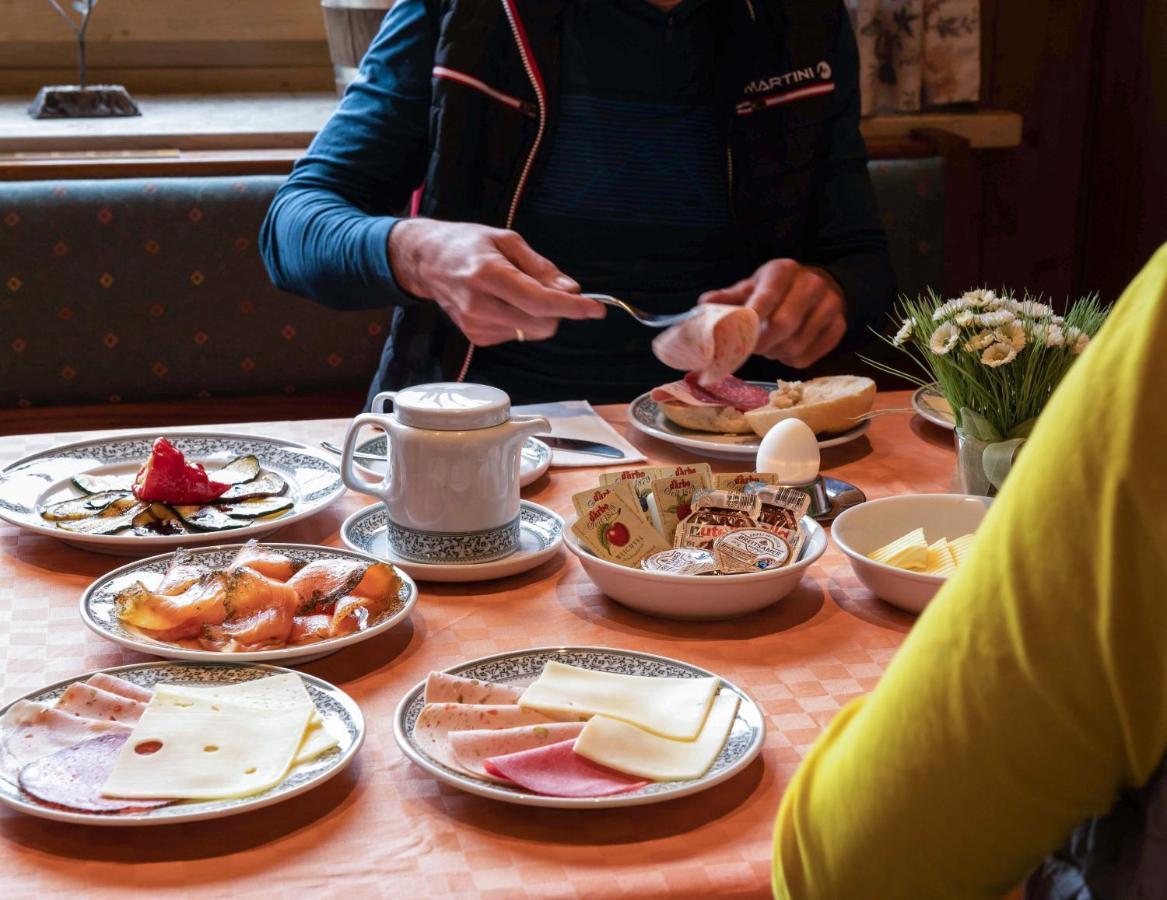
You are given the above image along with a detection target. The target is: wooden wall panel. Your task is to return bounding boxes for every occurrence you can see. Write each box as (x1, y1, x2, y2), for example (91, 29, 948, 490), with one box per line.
(1078, 1, 1167, 301)
(976, 0, 1101, 302)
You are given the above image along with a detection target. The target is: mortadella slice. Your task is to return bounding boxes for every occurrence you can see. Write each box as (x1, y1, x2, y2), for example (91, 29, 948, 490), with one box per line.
(86, 673, 153, 704)
(650, 381, 725, 408)
(423, 672, 523, 706)
(652, 304, 759, 387)
(18, 732, 170, 813)
(413, 703, 556, 776)
(483, 739, 650, 798)
(0, 701, 130, 780)
(450, 722, 586, 784)
(56, 682, 147, 725)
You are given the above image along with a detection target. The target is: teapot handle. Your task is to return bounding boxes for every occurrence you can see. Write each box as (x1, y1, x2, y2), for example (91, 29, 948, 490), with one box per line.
(340, 413, 392, 499)
(371, 391, 397, 415)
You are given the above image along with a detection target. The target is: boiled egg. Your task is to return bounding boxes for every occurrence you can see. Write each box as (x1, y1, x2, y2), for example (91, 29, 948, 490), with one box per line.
(756, 419, 820, 485)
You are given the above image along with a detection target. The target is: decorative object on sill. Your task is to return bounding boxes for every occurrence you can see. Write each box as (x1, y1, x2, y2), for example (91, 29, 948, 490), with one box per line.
(322, 0, 394, 97)
(867, 288, 1108, 496)
(849, 0, 980, 115)
(29, 0, 140, 119)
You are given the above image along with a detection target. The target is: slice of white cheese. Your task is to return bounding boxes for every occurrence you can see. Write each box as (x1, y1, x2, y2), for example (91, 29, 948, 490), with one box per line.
(518, 661, 718, 741)
(102, 691, 313, 800)
(158, 675, 338, 766)
(868, 528, 929, 570)
(573, 691, 740, 781)
(949, 533, 976, 567)
(923, 537, 957, 577)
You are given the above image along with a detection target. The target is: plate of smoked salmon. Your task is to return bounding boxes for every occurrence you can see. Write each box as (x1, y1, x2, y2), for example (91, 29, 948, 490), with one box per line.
(80, 540, 416, 664)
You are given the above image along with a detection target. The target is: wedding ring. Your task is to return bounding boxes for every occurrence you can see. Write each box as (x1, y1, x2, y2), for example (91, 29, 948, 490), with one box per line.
(515, 328, 525, 342)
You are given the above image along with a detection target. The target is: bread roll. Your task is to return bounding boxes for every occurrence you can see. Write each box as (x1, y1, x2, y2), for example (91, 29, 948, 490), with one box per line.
(745, 376, 875, 436)
(658, 403, 753, 434)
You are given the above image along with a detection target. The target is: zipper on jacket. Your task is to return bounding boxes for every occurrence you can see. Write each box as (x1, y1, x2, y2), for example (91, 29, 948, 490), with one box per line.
(432, 66, 537, 118)
(458, 0, 549, 384)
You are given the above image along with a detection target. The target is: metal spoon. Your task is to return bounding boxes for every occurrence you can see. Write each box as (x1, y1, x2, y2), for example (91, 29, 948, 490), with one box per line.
(582, 293, 698, 328)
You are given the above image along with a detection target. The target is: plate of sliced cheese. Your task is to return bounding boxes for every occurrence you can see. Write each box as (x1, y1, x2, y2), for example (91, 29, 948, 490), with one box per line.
(831, 493, 992, 613)
(393, 646, 765, 809)
(0, 662, 364, 825)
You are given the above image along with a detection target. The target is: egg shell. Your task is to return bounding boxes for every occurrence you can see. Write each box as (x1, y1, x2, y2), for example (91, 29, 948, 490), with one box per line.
(755, 419, 820, 484)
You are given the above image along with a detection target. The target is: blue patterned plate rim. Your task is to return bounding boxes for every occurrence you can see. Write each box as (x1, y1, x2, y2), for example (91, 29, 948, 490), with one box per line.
(392, 645, 765, 809)
(0, 430, 345, 550)
(79, 542, 418, 664)
(0, 660, 365, 826)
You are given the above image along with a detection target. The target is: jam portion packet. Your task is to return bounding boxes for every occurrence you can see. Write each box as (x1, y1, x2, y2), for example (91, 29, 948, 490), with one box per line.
(648, 472, 712, 543)
(571, 498, 670, 567)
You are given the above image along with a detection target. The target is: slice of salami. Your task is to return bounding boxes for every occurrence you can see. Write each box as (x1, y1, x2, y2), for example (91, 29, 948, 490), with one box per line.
(683, 374, 771, 411)
(18, 732, 170, 813)
(483, 738, 650, 798)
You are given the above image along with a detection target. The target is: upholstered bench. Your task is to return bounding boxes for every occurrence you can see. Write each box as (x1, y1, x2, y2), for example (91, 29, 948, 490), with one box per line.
(0, 154, 950, 433)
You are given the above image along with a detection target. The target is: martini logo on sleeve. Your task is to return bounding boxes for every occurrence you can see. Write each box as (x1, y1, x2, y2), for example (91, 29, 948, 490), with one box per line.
(743, 60, 833, 95)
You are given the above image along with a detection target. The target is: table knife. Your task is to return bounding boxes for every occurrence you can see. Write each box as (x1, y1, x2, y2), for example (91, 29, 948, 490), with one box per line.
(322, 437, 626, 460)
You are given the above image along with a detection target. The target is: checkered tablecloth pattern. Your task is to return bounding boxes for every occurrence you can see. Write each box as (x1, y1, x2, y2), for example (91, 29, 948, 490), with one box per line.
(0, 396, 955, 899)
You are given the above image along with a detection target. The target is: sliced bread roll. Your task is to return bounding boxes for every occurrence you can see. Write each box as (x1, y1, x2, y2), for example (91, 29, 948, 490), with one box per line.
(659, 403, 753, 434)
(744, 375, 876, 437)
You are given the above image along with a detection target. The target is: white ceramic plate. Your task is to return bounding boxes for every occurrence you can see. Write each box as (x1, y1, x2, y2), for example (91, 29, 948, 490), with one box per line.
(341, 500, 563, 583)
(80, 543, 417, 664)
(393, 646, 765, 809)
(0, 431, 345, 556)
(0, 661, 364, 826)
(832, 493, 992, 614)
(564, 515, 827, 620)
(355, 435, 552, 488)
(912, 384, 956, 430)
(628, 387, 870, 461)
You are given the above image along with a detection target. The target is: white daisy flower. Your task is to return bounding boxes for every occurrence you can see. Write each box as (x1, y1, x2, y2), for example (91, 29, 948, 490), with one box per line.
(1001, 320, 1028, 350)
(892, 319, 915, 346)
(955, 310, 976, 328)
(1014, 300, 1053, 319)
(929, 321, 961, 355)
(1065, 326, 1090, 354)
(976, 310, 1015, 328)
(981, 341, 1018, 367)
(1051, 315, 1066, 326)
(931, 299, 963, 321)
(962, 288, 998, 308)
(1036, 323, 1065, 348)
(964, 330, 997, 352)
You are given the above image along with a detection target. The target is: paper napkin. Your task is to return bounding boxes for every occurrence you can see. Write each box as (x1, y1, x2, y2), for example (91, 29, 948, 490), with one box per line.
(513, 400, 647, 467)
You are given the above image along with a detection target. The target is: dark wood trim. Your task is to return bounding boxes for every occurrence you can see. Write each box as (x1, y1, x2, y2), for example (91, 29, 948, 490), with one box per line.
(0, 390, 369, 438)
(0, 148, 303, 181)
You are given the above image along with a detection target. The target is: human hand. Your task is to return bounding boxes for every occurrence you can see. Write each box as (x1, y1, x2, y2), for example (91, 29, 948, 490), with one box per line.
(388, 219, 604, 346)
(699, 259, 847, 368)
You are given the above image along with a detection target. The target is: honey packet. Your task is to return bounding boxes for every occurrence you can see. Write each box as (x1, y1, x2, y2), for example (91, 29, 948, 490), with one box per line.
(648, 472, 713, 541)
(713, 471, 779, 491)
(572, 498, 671, 567)
(572, 482, 647, 526)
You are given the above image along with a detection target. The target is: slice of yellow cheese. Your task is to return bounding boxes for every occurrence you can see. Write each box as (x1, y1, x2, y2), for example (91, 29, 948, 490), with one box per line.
(868, 527, 929, 570)
(158, 675, 337, 766)
(923, 537, 958, 577)
(518, 661, 718, 741)
(573, 691, 740, 781)
(102, 691, 312, 801)
(949, 533, 976, 567)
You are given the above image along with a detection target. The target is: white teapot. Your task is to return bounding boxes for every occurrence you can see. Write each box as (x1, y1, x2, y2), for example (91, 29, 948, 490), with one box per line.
(340, 383, 549, 564)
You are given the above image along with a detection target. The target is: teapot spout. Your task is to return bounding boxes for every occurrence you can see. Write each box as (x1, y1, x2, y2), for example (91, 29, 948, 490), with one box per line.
(506, 414, 550, 442)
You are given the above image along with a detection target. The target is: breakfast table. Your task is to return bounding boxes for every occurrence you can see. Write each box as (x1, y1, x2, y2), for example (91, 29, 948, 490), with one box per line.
(0, 390, 957, 899)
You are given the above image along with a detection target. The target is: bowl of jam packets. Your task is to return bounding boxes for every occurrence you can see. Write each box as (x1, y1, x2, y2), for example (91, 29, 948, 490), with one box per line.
(563, 466, 827, 621)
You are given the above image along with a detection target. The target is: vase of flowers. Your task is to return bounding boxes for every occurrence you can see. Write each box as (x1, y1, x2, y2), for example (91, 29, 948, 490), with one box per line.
(871, 288, 1108, 495)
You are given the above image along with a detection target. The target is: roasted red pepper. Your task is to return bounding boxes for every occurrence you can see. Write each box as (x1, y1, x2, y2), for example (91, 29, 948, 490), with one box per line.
(132, 437, 229, 504)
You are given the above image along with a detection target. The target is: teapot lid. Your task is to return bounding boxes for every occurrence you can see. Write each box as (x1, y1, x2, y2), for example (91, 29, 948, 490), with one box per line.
(390, 382, 511, 431)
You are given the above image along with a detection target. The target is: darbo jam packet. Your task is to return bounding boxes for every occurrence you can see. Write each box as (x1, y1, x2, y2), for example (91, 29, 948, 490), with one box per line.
(571, 499, 670, 567)
(713, 471, 778, 491)
(598, 467, 671, 512)
(572, 482, 647, 525)
(649, 472, 712, 540)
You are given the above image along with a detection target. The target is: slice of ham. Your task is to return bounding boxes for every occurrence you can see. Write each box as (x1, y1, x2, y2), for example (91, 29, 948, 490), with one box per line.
(0, 700, 131, 780)
(450, 722, 585, 785)
(86, 673, 153, 704)
(483, 739, 650, 798)
(56, 683, 146, 725)
(413, 703, 555, 775)
(651, 374, 771, 413)
(424, 672, 523, 706)
(652, 304, 759, 387)
(18, 732, 169, 813)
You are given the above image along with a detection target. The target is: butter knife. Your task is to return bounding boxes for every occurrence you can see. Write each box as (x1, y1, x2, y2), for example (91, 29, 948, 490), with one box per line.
(321, 437, 625, 461)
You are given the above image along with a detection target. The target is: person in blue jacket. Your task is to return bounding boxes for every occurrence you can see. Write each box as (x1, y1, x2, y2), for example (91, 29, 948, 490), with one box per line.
(260, 0, 894, 405)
